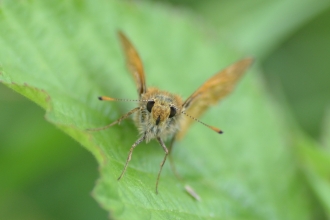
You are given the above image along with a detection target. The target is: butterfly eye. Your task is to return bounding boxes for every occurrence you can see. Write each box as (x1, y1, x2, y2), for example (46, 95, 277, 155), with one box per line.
(146, 101, 155, 112)
(169, 106, 176, 118)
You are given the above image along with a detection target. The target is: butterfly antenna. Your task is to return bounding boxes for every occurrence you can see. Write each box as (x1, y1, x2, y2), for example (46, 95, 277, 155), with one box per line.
(98, 96, 149, 102)
(86, 96, 148, 132)
(181, 110, 223, 134)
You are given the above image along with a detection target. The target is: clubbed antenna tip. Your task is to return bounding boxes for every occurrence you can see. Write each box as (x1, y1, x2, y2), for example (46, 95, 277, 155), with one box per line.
(99, 96, 116, 101)
(181, 111, 223, 135)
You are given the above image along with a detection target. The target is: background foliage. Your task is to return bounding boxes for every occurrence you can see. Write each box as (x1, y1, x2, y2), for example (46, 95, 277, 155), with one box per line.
(0, 0, 329, 219)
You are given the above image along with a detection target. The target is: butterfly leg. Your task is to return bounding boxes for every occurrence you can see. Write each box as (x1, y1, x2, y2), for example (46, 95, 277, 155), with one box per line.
(168, 136, 183, 181)
(117, 134, 145, 180)
(168, 136, 201, 201)
(87, 107, 141, 131)
(155, 137, 169, 194)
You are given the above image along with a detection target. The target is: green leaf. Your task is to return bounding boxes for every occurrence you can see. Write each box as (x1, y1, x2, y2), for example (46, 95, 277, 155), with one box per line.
(0, 0, 322, 219)
(189, 0, 330, 58)
(322, 108, 330, 149)
(0, 85, 108, 220)
(296, 132, 330, 218)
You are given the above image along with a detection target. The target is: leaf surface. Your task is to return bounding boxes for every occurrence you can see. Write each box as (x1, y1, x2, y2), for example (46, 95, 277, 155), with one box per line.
(0, 0, 320, 219)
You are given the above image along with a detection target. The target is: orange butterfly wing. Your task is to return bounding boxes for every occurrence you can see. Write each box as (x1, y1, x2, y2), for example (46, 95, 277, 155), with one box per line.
(177, 58, 253, 139)
(118, 31, 147, 97)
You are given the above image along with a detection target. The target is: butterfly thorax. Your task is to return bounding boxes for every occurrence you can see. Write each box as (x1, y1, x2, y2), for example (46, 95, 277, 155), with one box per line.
(135, 87, 183, 142)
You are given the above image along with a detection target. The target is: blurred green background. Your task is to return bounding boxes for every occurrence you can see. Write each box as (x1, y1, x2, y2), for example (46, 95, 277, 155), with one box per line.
(0, 0, 329, 219)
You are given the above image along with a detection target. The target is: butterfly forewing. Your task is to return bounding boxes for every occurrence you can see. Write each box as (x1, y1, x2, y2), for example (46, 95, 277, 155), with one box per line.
(118, 31, 147, 97)
(177, 58, 253, 139)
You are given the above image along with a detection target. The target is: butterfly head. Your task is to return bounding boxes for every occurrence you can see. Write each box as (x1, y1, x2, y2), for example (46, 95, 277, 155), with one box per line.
(146, 99, 178, 126)
(136, 87, 184, 139)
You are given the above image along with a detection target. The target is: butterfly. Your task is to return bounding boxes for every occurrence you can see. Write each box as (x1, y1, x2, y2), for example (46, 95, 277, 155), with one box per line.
(89, 31, 253, 195)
